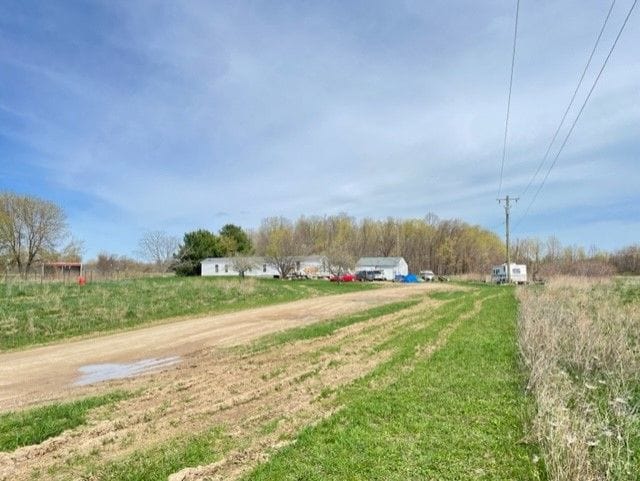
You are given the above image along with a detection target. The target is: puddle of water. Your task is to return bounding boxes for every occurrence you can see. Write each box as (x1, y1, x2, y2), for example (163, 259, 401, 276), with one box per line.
(74, 356, 181, 386)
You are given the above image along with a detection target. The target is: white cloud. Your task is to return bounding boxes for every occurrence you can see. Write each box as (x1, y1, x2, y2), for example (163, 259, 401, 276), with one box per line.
(1, 0, 638, 257)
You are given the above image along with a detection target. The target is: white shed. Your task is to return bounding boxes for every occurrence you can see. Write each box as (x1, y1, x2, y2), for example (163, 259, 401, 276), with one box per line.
(355, 257, 409, 281)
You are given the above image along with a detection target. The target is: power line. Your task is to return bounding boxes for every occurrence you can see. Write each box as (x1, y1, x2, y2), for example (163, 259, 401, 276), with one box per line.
(520, 0, 617, 198)
(514, 0, 637, 231)
(497, 0, 521, 198)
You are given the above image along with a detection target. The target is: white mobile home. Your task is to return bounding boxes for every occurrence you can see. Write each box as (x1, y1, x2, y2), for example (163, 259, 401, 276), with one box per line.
(201, 257, 278, 277)
(491, 263, 527, 284)
(355, 257, 409, 281)
(201, 255, 331, 278)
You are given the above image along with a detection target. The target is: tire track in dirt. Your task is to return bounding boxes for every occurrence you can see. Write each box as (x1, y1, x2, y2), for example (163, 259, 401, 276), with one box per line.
(172, 292, 494, 481)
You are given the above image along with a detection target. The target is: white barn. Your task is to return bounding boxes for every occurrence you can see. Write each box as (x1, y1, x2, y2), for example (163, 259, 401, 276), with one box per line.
(201, 256, 330, 278)
(355, 257, 409, 281)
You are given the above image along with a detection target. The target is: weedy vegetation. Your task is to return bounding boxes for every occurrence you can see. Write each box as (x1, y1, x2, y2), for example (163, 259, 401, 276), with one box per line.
(518, 277, 640, 481)
(0, 277, 377, 350)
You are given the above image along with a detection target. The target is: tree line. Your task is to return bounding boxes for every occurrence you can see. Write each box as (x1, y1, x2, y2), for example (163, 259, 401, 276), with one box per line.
(3, 191, 639, 278)
(511, 236, 640, 278)
(165, 214, 506, 277)
(137, 223, 640, 278)
(248, 214, 506, 277)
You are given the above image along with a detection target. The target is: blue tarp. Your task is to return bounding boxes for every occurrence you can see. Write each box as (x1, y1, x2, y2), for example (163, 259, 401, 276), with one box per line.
(403, 274, 419, 283)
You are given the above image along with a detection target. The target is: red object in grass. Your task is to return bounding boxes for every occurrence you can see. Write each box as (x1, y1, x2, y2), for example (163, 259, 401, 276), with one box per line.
(329, 273, 355, 282)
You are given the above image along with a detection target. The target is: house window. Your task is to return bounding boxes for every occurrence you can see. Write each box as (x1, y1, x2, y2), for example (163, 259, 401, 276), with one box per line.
(263, 264, 267, 273)
(513, 268, 521, 274)
(215, 264, 219, 273)
(224, 265, 228, 273)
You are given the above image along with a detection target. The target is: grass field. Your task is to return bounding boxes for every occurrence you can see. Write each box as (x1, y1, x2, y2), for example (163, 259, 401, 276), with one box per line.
(3, 278, 637, 480)
(518, 277, 640, 481)
(0, 283, 551, 481)
(0, 277, 378, 350)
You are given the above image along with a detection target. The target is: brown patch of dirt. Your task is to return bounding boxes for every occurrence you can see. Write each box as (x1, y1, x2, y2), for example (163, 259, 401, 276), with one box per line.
(0, 284, 461, 481)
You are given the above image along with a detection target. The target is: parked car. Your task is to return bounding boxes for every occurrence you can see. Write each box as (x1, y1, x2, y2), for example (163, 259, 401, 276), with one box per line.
(356, 270, 375, 281)
(419, 270, 435, 281)
(372, 270, 386, 281)
(329, 273, 356, 282)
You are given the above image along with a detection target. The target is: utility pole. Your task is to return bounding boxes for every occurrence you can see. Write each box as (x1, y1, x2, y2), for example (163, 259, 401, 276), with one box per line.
(497, 195, 518, 283)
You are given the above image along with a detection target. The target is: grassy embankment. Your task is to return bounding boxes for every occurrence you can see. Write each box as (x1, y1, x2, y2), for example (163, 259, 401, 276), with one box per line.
(518, 277, 640, 481)
(71, 285, 542, 480)
(0, 277, 378, 350)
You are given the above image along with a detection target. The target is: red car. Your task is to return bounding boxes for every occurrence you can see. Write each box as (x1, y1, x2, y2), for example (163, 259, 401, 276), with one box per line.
(329, 273, 356, 282)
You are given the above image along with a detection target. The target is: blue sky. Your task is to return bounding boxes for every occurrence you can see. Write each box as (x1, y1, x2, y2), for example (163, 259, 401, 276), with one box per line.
(1, 0, 638, 259)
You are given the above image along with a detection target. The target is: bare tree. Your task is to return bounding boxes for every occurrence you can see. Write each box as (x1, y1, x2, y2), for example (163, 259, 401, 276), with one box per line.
(257, 217, 298, 278)
(58, 238, 85, 262)
(231, 256, 257, 278)
(326, 245, 354, 281)
(0, 192, 67, 277)
(378, 218, 398, 256)
(137, 230, 179, 271)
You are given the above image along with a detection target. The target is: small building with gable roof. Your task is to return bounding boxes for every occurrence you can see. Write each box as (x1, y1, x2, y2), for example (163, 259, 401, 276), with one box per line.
(355, 257, 408, 281)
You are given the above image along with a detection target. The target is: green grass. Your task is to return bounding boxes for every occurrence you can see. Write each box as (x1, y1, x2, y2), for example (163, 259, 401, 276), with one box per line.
(615, 277, 640, 304)
(84, 427, 233, 481)
(250, 298, 422, 351)
(0, 277, 378, 350)
(0, 391, 129, 452)
(245, 286, 543, 480)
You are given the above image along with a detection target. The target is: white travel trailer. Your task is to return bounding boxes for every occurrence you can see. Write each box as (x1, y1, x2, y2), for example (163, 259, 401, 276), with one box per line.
(491, 263, 527, 284)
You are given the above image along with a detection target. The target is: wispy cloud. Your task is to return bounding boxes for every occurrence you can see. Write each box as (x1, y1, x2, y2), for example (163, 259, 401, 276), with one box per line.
(1, 0, 638, 256)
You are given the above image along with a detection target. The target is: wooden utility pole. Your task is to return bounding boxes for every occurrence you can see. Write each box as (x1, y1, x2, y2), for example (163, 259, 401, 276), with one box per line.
(497, 195, 518, 283)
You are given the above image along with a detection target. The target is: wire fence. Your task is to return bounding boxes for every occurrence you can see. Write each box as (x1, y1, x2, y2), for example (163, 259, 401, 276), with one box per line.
(1, 267, 173, 285)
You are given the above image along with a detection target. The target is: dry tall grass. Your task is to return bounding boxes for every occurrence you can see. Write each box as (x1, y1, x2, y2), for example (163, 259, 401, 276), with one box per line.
(518, 277, 639, 480)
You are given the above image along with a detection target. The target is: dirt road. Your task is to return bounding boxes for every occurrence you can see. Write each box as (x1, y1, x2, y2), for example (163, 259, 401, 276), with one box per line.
(0, 283, 442, 410)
